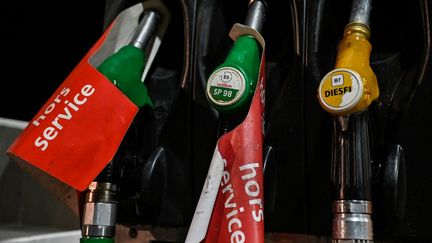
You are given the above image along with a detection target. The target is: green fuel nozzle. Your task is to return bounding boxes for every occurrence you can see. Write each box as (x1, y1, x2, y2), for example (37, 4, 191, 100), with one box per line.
(97, 11, 159, 108)
(206, 0, 265, 113)
(81, 10, 160, 243)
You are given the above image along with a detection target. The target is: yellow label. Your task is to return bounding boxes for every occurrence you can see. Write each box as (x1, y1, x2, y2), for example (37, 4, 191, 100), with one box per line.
(318, 69, 363, 113)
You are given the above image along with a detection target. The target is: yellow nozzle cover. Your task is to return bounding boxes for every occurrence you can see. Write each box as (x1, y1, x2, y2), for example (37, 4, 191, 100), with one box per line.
(318, 24, 379, 115)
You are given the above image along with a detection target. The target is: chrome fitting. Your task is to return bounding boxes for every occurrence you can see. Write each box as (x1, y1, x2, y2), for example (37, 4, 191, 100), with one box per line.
(130, 10, 160, 50)
(245, 0, 266, 33)
(332, 200, 373, 242)
(82, 182, 118, 238)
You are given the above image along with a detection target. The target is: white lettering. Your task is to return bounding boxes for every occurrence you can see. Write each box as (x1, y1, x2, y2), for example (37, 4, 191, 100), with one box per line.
(73, 93, 87, 105)
(222, 183, 233, 194)
(32, 114, 46, 127)
(81, 84, 95, 96)
(228, 218, 242, 233)
(252, 209, 264, 222)
(221, 171, 230, 186)
(239, 163, 259, 180)
(67, 100, 79, 111)
(249, 198, 263, 208)
(33, 84, 95, 151)
(51, 117, 63, 130)
(224, 192, 236, 208)
(239, 162, 264, 224)
(43, 127, 58, 141)
(226, 208, 238, 219)
(245, 180, 260, 197)
(231, 231, 245, 243)
(60, 87, 70, 96)
(34, 137, 48, 151)
(57, 107, 72, 121)
(54, 94, 62, 104)
(45, 103, 56, 114)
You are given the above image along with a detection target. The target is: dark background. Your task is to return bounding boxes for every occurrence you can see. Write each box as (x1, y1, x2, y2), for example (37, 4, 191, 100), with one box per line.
(0, 1, 105, 120)
(1, 0, 432, 242)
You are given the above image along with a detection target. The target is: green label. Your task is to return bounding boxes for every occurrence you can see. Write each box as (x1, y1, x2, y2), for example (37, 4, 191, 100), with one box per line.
(210, 86, 239, 102)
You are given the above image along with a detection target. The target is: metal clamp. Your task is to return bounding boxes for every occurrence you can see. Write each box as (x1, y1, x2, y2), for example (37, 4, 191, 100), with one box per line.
(82, 182, 118, 238)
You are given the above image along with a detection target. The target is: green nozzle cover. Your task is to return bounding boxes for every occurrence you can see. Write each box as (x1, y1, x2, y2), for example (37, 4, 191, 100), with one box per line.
(206, 35, 260, 112)
(97, 45, 153, 108)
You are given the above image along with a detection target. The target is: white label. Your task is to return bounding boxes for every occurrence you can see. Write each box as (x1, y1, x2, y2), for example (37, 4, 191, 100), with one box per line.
(332, 74, 344, 87)
(207, 67, 246, 106)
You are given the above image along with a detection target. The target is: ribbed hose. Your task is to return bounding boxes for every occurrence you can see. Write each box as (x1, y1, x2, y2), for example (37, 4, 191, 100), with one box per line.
(331, 111, 373, 241)
(331, 111, 372, 201)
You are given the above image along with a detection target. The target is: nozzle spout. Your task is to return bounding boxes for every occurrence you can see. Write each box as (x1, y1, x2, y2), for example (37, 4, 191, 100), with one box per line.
(245, 0, 266, 33)
(130, 10, 159, 50)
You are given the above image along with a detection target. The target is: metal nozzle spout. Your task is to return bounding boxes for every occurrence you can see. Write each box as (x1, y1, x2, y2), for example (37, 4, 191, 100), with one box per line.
(130, 10, 160, 50)
(245, 0, 266, 34)
(349, 0, 372, 27)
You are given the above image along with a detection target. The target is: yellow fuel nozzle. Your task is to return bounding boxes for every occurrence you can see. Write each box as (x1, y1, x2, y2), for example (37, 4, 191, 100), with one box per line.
(318, 23, 379, 116)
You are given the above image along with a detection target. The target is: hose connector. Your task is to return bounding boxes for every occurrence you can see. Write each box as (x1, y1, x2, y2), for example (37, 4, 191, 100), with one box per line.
(332, 200, 373, 242)
(82, 182, 118, 239)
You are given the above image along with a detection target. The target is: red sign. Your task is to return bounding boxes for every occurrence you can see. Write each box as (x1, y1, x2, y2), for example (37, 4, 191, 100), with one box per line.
(186, 52, 266, 243)
(7, 24, 138, 191)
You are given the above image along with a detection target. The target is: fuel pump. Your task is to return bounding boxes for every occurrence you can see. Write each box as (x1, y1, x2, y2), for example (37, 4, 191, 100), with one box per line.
(80, 10, 160, 243)
(317, 0, 378, 242)
(206, 0, 265, 134)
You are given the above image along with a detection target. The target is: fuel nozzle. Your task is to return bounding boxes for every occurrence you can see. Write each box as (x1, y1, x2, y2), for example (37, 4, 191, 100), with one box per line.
(206, 0, 266, 113)
(317, 0, 377, 242)
(96, 10, 160, 108)
(81, 10, 161, 243)
(318, 0, 378, 116)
